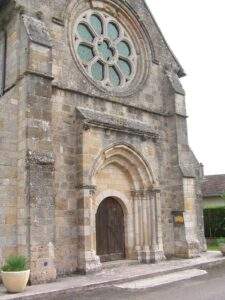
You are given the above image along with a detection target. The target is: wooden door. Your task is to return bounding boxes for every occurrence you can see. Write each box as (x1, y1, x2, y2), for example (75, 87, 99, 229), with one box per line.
(96, 197, 125, 262)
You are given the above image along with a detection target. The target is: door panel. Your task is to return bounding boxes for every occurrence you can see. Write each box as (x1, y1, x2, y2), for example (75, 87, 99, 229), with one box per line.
(96, 197, 125, 262)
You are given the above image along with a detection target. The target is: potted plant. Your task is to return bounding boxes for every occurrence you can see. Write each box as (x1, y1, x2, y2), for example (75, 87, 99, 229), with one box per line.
(1, 255, 30, 293)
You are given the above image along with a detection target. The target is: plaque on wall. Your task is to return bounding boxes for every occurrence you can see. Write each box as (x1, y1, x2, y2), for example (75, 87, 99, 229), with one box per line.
(172, 211, 184, 225)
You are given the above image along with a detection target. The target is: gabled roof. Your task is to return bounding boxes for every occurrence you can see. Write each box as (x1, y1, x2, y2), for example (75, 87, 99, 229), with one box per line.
(202, 175, 225, 198)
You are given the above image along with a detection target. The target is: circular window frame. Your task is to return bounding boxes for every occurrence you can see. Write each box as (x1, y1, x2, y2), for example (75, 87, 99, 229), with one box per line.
(74, 10, 137, 90)
(68, 0, 151, 97)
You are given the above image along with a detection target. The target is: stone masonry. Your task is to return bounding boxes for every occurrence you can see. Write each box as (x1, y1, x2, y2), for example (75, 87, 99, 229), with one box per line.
(0, 0, 206, 284)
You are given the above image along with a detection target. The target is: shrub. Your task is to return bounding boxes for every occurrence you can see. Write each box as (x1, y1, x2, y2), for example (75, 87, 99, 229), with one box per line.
(204, 207, 225, 238)
(1, 255, 28, 272)
(216, 237, 225, 245)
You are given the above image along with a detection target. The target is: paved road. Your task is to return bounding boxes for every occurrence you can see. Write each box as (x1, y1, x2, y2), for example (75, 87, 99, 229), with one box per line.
(63, 265, 225, 300)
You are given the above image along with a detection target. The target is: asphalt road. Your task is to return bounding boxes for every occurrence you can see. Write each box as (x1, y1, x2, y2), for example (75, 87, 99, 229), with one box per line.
(63, 265, 225, 300)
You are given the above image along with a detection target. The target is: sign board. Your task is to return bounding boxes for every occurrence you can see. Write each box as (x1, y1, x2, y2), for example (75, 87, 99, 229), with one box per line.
(172, 211, 185, 225)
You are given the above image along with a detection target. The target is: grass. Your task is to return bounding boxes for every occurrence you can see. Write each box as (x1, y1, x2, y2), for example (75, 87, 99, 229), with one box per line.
(208, 243, 220, 251)
(1, 255, 28, 272)
(207, 237, 225, 251)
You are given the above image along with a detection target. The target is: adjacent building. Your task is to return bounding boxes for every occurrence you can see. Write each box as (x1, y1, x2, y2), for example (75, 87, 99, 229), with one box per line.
(202, 175, 225, 208)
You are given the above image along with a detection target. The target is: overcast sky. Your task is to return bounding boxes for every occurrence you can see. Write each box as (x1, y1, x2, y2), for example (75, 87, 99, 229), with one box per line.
(146, 0, 225, 175)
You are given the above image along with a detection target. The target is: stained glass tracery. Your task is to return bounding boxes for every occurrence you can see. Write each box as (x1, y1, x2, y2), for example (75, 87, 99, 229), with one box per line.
(74, 10, 136, 89)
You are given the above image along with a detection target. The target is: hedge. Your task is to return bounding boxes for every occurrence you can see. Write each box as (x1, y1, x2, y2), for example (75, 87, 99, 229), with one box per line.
(204, 207, 225, 238)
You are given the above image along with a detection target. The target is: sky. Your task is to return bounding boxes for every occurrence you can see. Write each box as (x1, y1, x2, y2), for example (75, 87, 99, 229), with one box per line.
(145, 0, 225, 175)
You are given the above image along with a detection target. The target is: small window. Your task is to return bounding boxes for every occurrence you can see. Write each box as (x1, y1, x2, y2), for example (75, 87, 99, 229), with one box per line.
(0, 31, 6, 96)
(77, 44, 94, 62)
(77, 23, 94, 42)
(107, 22, 119, 40)
(90, 14, 103, 35)
(91, 61, 104, 81)
(118, 58, 132, 76)
(117, 41, 131, 57)
(109, 66, 120, 86)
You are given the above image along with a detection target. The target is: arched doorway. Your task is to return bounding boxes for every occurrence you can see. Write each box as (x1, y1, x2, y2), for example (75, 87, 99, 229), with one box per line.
(96, 197, 125, 262)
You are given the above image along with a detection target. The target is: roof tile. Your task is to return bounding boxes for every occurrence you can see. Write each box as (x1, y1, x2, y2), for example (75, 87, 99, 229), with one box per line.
(202, 174, 225, 197)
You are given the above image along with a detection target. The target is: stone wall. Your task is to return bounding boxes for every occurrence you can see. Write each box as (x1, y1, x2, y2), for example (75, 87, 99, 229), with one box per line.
(0, 87, 18, 265)
(0, 0, 206, 283)
(0, 8, 20, 265)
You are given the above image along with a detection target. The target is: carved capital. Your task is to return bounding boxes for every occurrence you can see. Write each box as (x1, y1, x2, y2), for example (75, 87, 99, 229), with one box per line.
(76, 185, 96, 195)
(131, 189, 149, 198)
(152, 188, 161, 194)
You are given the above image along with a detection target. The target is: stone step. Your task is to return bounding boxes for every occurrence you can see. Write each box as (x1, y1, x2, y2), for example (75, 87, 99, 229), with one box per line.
(1, 253, 224, 300)
(102, 259, 138, 270)
(114, 268, 207, 290)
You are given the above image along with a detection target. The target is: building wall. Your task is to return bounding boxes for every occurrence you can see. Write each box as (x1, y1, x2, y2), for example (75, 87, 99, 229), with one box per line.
(0, 0, 206, 283)
(0, 11, 21, 266)
(203, 196, 225, 209)
(0, 87, 18, 265)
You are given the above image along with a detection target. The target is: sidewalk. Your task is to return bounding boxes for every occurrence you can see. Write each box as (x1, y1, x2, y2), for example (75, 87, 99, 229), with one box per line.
(0, 251, 224, 300)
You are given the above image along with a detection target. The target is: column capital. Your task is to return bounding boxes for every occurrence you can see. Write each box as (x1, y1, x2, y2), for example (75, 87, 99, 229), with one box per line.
(152, 184, 161, 193)
(131, 187, 161, 198)
(76, 185, 97, 195)
(131, 189, 148, 197)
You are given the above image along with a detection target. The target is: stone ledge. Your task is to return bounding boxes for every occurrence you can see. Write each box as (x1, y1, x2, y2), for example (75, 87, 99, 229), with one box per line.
(76, 107, 159, 141)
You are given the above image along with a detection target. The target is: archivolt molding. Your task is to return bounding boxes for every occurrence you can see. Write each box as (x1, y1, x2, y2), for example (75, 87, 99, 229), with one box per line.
(90, 143, 157, 189)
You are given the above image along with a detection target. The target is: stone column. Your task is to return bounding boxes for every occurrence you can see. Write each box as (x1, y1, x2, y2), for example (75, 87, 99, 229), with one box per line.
(131, 191, 142, 262)
(77, 185, 102, 274)
(149, 189, 165, 262)
(140, 191, 151, 263)
(132, 188, 165, 264)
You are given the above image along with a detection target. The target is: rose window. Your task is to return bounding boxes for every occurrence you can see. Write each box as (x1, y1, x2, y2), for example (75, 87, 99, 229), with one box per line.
(74, 10, 137, 89)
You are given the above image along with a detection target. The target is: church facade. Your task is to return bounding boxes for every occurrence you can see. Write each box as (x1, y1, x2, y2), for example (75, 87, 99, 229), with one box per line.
(0, 0, 206, 284)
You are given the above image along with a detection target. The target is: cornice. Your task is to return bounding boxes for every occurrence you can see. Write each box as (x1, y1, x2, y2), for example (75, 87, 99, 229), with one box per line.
(76, 107, 159, 141)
